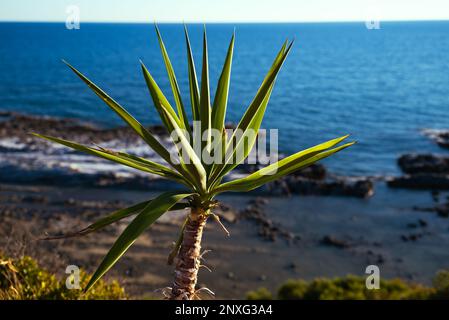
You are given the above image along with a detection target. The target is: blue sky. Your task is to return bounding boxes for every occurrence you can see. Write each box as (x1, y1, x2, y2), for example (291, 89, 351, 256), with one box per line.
(0, 0, 448, 22)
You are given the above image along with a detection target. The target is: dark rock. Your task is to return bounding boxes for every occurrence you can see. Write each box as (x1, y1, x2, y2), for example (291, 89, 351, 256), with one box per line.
(281, 176, 374, 198)
(436, 203, 449, 217)
(22, 195, 48, 203)
(388, 174, 449, 190)
(418, 219, 428, 227)
(376, 254, 385, 264)
(248, 197, 269, 207)
(401, 233, 423, 242)
(321, 235, 351, 249)
(407, 219, 428, 228)
(425, 130, 449, 150)
(431, 190, 440, 202)
(413, 201, 449, 218)
(398, 154, 449, 175)
(240, 199, 300, 243)
(291, 163, 327, 180)
(390, 154, 449, 190)
(285, 262, 298, 270)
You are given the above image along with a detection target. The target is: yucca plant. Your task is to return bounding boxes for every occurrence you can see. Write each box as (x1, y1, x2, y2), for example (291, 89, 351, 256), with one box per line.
(33, 25, 354, 300)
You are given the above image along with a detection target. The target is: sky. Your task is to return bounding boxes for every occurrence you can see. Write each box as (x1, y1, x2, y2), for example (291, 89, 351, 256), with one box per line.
(0, 0, 448, 23)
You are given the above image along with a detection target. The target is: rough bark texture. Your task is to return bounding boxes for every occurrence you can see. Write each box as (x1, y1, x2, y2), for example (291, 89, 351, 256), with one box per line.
(170, 207, 207, 300)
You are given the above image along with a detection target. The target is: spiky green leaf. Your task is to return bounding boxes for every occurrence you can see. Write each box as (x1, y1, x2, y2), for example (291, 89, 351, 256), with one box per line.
(62, 61, 177, 169)
(84, 191, 193, 292)
(209, 41, 293, 186)
(155, 24, 191, 133)
(43, 200, 189, 240)
(158, 101, 207, 192)
(214, 138, 355, 194)
(31, 133, 189, 185)
(184, 24, 201, 122)
(211, 32, 235, 132)
(199, 27, 212, 155)
(140, 61, 183, 131)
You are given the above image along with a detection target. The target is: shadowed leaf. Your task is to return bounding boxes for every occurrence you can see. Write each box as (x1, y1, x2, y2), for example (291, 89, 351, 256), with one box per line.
(84, 191, 193, 292)
(42, 200, 189, 240)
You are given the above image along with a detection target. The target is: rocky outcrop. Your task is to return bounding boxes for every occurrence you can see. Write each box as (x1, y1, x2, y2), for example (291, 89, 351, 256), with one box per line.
(281, 176, 374, 198)
(388, 174, 449, 190)
(239, 197, 301, 242)
(0, 112, 374, 197)
(388, 154, 449, 190)
(263, 164, 374, 198)
(397, 154, 449, 174)
(423, 130, 449, 150)
(320, 235, 352, 248)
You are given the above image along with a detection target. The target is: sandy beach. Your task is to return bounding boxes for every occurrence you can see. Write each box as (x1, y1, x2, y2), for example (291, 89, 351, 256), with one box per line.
(1, 112, 449, 298)
(1, 179, 448, 299)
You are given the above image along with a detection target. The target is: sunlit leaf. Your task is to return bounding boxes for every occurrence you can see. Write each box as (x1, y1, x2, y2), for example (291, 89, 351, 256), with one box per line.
(62, 61, 177, 169)
(31, 133, 189, 185)
(155, 24, 191, 133)
(214, 139, 355, 193)
(184, 24, 201, 122)
(199, 27, 212, 156)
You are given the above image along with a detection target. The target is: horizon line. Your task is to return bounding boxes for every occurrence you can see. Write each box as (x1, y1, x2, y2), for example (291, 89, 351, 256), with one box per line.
(0, 18, 449, 24)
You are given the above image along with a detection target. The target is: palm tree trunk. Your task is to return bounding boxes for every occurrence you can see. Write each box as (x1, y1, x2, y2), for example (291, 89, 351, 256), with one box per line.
(169, 207, 208, 300)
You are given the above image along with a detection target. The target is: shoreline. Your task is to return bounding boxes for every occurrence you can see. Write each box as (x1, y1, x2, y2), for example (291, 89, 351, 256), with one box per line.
(1, 182, 449, 298)
(0, 111, 374, 197)
(1, 111, 449, 298)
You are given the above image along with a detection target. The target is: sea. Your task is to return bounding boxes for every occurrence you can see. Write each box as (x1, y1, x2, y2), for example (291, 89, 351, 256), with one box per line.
(1, 21, 449, 177)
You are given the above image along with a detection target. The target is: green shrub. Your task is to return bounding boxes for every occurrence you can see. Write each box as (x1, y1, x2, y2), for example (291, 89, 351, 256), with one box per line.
(0, 254, 126, 300)
(247, 272, 449, 300)
(432, 270, 449, 299)
(246, 287, 273, 300)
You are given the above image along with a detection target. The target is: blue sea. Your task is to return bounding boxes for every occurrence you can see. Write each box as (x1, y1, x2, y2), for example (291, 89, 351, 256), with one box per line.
(1, 21, 449, 176)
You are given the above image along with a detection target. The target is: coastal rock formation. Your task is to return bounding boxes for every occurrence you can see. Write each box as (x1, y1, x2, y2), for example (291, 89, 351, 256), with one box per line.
(423, 129, 449, 150)
(0, 112, 374, 198)
(239, 197, 300, 242)
(398, 154, 449, 174)
(282, 175, 374, 198)
(388, 174, 449, 190)
(388, 154, 449, 190)
(320, 235, 351, 248)
(263, 164, 374, 198)
(414, 199, 449, 218)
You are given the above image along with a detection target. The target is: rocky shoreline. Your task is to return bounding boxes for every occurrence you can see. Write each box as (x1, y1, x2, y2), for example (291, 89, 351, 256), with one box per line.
(385, 130, 449, 218)
(4, 111, 449, 202)
(0, 111, 375, 198)
(388, 154, 449, 190)
(2, 113, 449, 296)
(423, 129, 449, 150)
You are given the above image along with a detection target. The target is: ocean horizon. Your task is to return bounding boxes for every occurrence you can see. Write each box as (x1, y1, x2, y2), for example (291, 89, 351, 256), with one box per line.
(1, 21, 449, 176)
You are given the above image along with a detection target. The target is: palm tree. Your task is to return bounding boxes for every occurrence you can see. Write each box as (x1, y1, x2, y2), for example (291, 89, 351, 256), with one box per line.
(34, 25, 354, 300)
